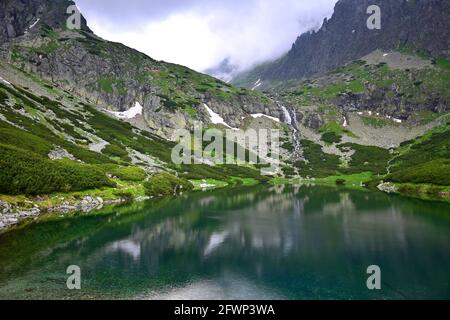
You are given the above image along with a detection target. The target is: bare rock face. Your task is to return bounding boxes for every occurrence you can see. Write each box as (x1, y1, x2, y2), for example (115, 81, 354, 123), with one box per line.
(48, 146, 76, 160)
(305, 113, 324, 130)
(0, 0, 91, 45)
(235, 0, 450, 84)
(0, 0, 280, 140)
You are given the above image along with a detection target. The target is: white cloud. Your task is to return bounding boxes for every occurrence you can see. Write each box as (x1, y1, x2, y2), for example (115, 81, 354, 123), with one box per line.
(76, 0, 338, 73)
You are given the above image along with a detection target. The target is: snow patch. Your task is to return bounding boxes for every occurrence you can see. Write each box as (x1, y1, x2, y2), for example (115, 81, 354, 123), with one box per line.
(108, 102, 143, 119)
(203, 103, 238, 130)
(29, 18, 40, 30)
(393, 118, 402, 123)
(251, 79, 262, 91)
(383, 53, 389, 57)
(343, 116, 348, 127)
(250, 113, 280, 122)
(0, 75, 11, 85)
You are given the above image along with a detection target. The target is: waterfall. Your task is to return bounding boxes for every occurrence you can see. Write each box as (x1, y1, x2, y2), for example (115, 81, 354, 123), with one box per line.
(277, 102, 303, 160)
(281, 106, 292, 125)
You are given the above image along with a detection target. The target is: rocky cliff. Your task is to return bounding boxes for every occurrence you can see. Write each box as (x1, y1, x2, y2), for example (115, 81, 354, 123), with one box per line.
(0, 0, 280, 139)
(0, 0, 91, 43)
(233, 0, 450, 86)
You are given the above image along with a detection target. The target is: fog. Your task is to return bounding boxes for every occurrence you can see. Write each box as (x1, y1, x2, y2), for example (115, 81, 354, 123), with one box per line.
(76, 0, 338, 77)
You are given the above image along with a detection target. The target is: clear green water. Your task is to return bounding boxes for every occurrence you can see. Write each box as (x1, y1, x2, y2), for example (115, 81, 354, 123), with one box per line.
(0, 185, 449, 300)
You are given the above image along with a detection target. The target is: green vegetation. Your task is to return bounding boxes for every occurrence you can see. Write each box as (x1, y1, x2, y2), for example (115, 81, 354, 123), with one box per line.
(292, 139, 391, 178)
(283, 56, 450, 117)
(179, 164, 269, 183)
(294, 140, 341, 177)
(144, 173, 193, 197)
(321, 131, 342, 144)
(387, 159, 450, 186)
(361, 116, 391, 128)
(96, 164, 147, 182)
(387, 126, 450, 186)
(190, 179, 229, 190)
(319, 121, 355, 144)
(338, 143, 391, 175)
(314, 172, 374, 186)
(97, 77, 128, 96)
(0, 144, 115, 195)
(389, 128, 450, 172)
(101, 143, 131, 162)
(395, 183, 450, 201)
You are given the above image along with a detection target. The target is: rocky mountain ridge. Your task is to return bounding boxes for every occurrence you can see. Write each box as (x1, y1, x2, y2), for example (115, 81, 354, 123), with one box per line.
(233, 0, 450, 87)
(0, 0, 283, 140)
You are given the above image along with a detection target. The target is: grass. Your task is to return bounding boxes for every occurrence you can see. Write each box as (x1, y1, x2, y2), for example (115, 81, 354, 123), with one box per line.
(178, 164, 269, 183)
(283, 55, 450, 116)
(394, 183, 450, 202)
(190, 179, 229, 190)
(319, 121, 355, 144)
(389, 127, 450, 173)
(95, 164, 147, 182)
(312, 172, 374, 186)
(144, 173, 193, 197)
(361, 116, 391, 128)
(321, 131, 342, 144)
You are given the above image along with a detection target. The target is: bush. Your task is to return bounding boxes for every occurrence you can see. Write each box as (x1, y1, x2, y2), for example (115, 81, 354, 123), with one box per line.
(321, 132, 342, 144)
(0, 128, 53, 156)
(335, 179, 346, 186)
(390, 129, 450, 172)
(144, 173, 193, 197)
(179, 164, 269, 183)
(282, 166, 296, 177)
(387, 160, 450, 186)
(0, 144, 116, 195)
(295, 140, 341, 177)
(102, 143, 131, 162)
(97, 164, 147, 181)
(338, 143, 391, 175)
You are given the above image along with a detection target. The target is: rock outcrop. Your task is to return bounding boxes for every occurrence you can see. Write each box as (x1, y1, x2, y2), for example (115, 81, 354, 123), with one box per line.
(0, 0, 280, 140)
(234, 0, 450, 85)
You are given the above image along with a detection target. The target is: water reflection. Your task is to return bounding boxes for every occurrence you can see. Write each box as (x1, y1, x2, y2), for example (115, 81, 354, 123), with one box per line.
(0, 185, 449, 299)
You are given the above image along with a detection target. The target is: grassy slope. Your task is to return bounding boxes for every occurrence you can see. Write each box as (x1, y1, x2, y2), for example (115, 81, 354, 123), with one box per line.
(266, 52, 450, 200)
(383, 121, 450, 199)
(2, 32, 449, 205)
(0, 79, 270, 206)
(11, 26, 271, 116)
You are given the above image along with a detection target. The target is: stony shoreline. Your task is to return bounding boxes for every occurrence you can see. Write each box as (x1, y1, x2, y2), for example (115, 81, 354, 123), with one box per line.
(0, 195, 144, 232)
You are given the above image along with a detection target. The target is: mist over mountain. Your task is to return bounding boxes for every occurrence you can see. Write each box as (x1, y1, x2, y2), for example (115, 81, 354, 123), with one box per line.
(203, 58, 240, 82)
(74, 0, 338, 73)
(233, 0, 450, 87)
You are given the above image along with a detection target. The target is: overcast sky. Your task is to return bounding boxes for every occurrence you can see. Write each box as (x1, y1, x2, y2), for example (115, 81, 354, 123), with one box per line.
(75, 0, 338, 74)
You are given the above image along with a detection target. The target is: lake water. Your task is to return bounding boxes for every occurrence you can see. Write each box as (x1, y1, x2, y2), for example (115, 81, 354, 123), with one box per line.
(0, 185, 449, 300)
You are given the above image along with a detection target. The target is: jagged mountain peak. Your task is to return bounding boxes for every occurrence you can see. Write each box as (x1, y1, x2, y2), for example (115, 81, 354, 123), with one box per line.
(233, 0, 450, 86)
(0, 0, 91, 44)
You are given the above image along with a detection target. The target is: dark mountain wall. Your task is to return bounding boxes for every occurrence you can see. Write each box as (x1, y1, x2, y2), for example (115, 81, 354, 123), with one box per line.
(0, 0, 91, 44)
(235, 0, 450, 83)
